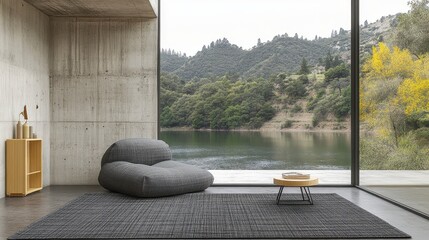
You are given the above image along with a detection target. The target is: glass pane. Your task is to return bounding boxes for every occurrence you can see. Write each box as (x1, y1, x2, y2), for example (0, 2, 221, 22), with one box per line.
(161, 0, 351, 184)
(360, 0, 429, 215)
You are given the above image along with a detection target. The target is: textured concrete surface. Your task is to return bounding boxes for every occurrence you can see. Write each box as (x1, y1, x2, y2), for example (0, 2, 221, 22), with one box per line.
(49, 17, 158, 185)
(1, 0, 159, 190)
(149, 0, 158, 17)
(25, 0, 157, 18)
(0, 0, 51, 198)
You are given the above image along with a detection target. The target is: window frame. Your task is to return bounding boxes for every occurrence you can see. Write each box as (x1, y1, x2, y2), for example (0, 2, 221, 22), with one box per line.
(157, 0, 357, 188)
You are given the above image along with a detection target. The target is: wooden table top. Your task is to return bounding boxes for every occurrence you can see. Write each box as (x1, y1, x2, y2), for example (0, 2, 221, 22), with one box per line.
(273, 177, 319, 187)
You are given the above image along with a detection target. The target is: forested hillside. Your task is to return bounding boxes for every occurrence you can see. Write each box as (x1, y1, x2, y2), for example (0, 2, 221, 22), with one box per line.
(161, 14, 399, 80)
(161, 52, 351, 131)
(160, 50, 187, 73)
(162, 36, 331, 80)
(160, 13, 401, 132)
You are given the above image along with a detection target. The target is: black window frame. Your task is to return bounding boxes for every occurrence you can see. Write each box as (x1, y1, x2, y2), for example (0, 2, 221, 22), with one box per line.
(157, 0, 359, 187)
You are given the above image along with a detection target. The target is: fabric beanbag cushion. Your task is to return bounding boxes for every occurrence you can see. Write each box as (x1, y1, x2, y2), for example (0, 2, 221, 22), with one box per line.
(98, 138, 214, 197)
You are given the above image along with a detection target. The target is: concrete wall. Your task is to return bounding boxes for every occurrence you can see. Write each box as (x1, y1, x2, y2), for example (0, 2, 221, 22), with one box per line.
(0, 0, 50, 198)
(50, 17, 158, 185)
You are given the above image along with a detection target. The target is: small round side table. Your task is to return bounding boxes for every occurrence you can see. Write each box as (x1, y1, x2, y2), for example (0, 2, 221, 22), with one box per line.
(273, 177, 319, 205)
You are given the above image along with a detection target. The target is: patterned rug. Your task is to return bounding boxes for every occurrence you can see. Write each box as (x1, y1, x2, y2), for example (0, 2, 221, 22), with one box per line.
(9, 193, 410, 239)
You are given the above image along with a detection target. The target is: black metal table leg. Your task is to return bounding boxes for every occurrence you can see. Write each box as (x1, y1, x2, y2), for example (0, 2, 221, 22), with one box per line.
(273, 177, 318, 205)
(303, 186, 309, 200)
(276, 186, 314, 205)
(306, 187, 314, 205)
(300, 187, 305, 200)
(276, 186, 284, 205)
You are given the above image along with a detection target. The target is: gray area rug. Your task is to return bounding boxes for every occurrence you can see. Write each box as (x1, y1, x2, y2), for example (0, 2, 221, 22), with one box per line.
(9, 193, 410, 239)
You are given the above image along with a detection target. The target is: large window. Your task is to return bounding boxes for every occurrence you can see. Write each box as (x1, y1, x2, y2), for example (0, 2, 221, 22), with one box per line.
(359, 0, 429, 215)
(159, 0, 429, 215)
(160, 0, 351, 184)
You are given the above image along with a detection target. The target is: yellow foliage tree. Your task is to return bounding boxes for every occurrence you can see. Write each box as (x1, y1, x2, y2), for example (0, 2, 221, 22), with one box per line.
(360, 43, 415, 125)
(414, 54, 429, 79)
(397, 77, 429, 118)
(362, 42, 415, 80)
(362, 42, 429, 139)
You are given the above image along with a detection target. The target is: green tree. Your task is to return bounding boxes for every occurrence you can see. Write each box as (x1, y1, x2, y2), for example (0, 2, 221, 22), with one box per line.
(324, 64, 350, 94)
(324, 52, 333, 70)
(191, 102, 209, 129)
(298, 75, 309, 85)
(333, 87, 351, 119)
(324, 64, 349, 82)
(170, 95, 197, 126)
(285, 78, 306, 99)
(332, 56, 342, 68)
(223, 105, 243, 129)
(160, 74, 277, 130)
(160, 107, 177, 127)
(299, 58, 310, 74)
(395, 0, 429, 56)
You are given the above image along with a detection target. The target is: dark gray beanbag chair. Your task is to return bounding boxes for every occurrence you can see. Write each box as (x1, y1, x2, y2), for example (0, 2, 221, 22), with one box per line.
(98, 138, 214, 197)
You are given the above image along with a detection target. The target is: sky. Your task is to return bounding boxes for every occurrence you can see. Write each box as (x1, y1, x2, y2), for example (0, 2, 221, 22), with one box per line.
(161, 0, 410, 56)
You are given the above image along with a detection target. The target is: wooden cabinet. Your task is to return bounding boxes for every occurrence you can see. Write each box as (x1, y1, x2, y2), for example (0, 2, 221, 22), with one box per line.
(6, 139, 43, 196)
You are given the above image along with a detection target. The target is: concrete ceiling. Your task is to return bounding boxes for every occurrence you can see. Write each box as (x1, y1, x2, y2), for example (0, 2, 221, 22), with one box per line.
(25, 0, 157, 18)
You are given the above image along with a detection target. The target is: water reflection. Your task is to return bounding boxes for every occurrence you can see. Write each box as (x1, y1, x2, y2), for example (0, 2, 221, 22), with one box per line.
(160, 131, 351, 170)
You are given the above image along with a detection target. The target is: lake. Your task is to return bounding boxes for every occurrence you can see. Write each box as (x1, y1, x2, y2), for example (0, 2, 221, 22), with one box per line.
(160, 131, 351, 170)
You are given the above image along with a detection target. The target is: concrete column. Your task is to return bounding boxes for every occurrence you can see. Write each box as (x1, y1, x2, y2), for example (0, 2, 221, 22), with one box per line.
(49, 17, 158, 185)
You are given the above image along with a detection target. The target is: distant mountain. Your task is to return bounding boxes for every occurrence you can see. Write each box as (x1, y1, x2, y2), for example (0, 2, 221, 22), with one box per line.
(239, 36, 332, 78)
(175, 38, 246, 80)
(161, 14, 399, 80)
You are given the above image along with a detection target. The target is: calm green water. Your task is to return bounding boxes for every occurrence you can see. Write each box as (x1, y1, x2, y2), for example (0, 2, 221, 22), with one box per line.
(160, 131, 351, 170)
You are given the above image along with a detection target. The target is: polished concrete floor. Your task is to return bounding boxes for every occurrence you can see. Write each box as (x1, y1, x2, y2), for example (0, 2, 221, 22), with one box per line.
(211, 170, 429, 185)
(366, 186, 429, 216)
(0, 186, 428, 240)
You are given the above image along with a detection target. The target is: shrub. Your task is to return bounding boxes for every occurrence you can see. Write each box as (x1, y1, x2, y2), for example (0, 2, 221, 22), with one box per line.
(360, 133, 429, 170)
(312, 105, 328, 127)
(290, 104, 302, 113)
(281, 120, 293, 129)
(298, 75, 309, 85)
(306, 89, 326, 111)
(312, 116, 320, 127)
(413, 127, 429, 145)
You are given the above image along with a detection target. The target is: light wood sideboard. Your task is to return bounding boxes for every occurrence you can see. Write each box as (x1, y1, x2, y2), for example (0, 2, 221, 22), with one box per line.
(6, 139, 43, 196)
